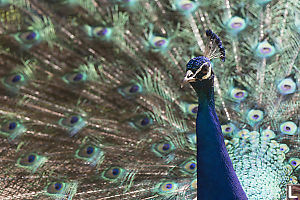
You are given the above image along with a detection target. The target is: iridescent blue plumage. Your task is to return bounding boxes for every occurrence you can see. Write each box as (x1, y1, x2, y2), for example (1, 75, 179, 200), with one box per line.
(185, 53, 248, 199)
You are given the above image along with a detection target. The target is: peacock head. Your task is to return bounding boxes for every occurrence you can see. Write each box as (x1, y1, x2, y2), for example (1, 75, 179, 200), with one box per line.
(181, 56, 213, 88)
(181, 30, 225, 96)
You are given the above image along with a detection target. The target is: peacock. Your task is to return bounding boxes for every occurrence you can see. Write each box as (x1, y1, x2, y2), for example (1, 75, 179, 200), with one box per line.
(0, 0, 299, 200)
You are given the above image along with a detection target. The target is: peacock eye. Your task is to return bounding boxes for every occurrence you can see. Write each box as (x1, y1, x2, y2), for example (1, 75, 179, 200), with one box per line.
(75, 144, 104, 166)
(1, 120, 27, 141)
(221, 123, 235, 136)
(45, 181, 77, 199)
(229, 88, 247, 101)
(17, 153, 47, 173)
(277, 78, 296, 95)
(58, 115, 86, 136)
(226, 16, 247, 34)
(140, 117, 149, 125)
(280, 121, 297, 135)
(15, 31, 40, 44)
(278, 144, 289, 153)
(18, 154, 37, 166)
(255, 40, 276, 58)
(77, 145, 98, 158)
(189, 104, 198, 114)
(149, 36, 169, 49)
(237, 129, 250, 138)
(63, 72, 87, 84)
(102, 166, 125, 181)
(260, 129, 276, 140)
(288, 158, 300, 169)
(61, 115, 82, 126)
(2, 74, 26, 87)
(180, 159, 197, 174)
(247, 109, 264, 124)
(175, 0, 197, 14)
(92, 27, 112, 39)
(117, 83, 143, 98)
(157, 143, 170, 153)
(181, 103, 198, 115)
(129, 114, 153, 130)
(2, 121, 19, 132)
(10, 74, 22, 83)
(157, 181, 177, 193)
(152, 141, 175, 157)
(47, 182, 66, 194)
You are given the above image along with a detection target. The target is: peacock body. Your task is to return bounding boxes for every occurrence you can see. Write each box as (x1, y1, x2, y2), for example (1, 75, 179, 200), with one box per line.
(0, 0, 299, 200)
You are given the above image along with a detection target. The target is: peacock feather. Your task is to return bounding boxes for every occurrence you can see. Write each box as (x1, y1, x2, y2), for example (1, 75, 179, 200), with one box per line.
(0, 0, 299, 200)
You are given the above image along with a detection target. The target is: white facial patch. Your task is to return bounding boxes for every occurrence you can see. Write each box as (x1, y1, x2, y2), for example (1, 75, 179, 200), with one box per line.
(181, 62, 211, 88)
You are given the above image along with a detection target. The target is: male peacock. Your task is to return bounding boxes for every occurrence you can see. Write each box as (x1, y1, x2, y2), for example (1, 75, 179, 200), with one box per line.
(0, 0, 299, 200)
(182, 30, 247, 199)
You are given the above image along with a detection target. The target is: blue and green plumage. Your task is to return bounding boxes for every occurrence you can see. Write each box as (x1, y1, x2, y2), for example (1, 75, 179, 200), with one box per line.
(0, 0, 299, 200)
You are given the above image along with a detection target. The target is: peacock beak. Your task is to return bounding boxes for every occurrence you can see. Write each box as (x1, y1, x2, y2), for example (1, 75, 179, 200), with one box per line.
(181, 70, 196, 88)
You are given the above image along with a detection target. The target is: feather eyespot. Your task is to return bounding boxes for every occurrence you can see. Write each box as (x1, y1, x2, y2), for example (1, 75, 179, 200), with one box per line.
(288, 158, 300, 169)
(47, 182, 65, 194)
(63, 71, 87, 85)
(45, 181, 77, 199)
(175, 0, 198, 14)
(226, 16, 247, 34)
(2, 74, 26, 88)
(17, 153, 47, 173)
(156, 181, 178, 194)
(152, 141, 175, 158)
(157, 143, 171, 153)
(19, 154, 37, 166)
(129, 114, 153, 130)
(255, 41, 276, 58)
(261, 129, 276, 140)
(75, 144, 104, 166)
(277, 78, 296, 95)
(102, 166, 125, 181)
(221, 123, 236, 136)
(278, 144, 289, 153)
(92, 27, 112, 39)
(77, 145, 99, 158)
(237, 129, 250, 138)
(118, 82, 143, 98)
(0, 120, 26, 141)
(58, 115, 86, 136)
(280, 121, 298, 135)
(247, 109, 264, 125)
(181, 102, 198, 115)
(180, 159, 197, 174)
(18, 31, 40, 43)
(149, 36, 169, 49)
(229, 88, 247, 101)
(13, 31, 41, 49)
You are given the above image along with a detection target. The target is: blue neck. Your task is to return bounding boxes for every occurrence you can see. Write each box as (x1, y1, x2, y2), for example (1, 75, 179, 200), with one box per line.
(191, 77, 248, 200)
